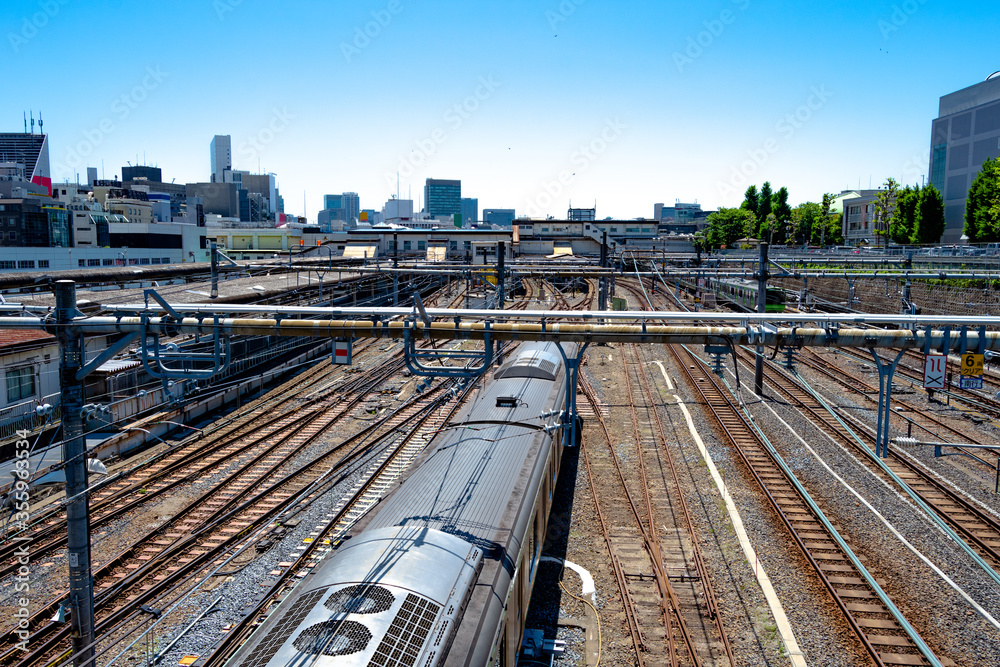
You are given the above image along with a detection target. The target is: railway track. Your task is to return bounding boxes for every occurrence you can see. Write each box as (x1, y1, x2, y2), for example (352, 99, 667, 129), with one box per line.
(798, 348, 999, 469)
(670, 344, 950, 667)
(579, 341, 733, 667)
(3, 377, 457, 666)
(0, 342, 400, 587)
(736, 348, 1000, 570)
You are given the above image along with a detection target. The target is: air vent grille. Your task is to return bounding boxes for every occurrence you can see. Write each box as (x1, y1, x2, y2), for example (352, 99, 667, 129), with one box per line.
(238, 587, 328, 667)
(293, 619, 372, 656)
(369, 594, 440, 667)
(325, 584, 395, 615)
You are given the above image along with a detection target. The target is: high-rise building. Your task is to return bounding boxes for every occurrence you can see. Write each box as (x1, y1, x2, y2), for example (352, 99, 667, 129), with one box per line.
(0, 131, 50, 195)
(210, 135, 232, 183)
(86, 167, 98, 187)
(319, 192, 360, 231)
(461, 197, 478, 225)
(424, 179, 461, 217)
(929, 73, 1000, 243)
(483, 208, 516, 228)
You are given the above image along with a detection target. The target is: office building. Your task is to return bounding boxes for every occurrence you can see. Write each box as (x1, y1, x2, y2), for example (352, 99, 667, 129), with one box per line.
(0, 131, 50, 195)
(929, 73, 1000, 243)
(0, 197, 70, 248)
(186, 182, 240, 219)
(483, 208, 516, 228)
(461, 197, 478, 226)
(424, 178, 461, 218)
(86, 167, 98, 187)
(210, 135, 232, 183)
(319, 192, 360, 232)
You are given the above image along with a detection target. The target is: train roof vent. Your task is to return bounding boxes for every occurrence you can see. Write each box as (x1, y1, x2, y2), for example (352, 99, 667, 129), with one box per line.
(324, 584, 395, 615)
(369, 593, 441, 667)
(292, 619, 372, 657)
(237, 587, 329, 667)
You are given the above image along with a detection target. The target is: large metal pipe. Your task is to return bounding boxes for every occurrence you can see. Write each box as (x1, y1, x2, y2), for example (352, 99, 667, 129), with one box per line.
(4, 314, 1000, 350)
(96, 303, 1000, 326)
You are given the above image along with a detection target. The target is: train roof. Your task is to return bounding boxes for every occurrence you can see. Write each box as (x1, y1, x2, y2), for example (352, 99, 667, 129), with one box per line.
(231, 526, 482, 667)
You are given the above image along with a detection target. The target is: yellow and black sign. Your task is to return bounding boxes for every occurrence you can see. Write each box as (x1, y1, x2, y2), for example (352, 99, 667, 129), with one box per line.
(961, 353, 984, 377)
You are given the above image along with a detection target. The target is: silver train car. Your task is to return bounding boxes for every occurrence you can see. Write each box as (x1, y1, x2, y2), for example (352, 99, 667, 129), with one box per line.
(226, 341, 576, 667)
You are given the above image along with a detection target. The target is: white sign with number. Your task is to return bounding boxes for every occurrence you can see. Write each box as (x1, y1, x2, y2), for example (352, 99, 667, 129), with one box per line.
(923, 354, 947, 389)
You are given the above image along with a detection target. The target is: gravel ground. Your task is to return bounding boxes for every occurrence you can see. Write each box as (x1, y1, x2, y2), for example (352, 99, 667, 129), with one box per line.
(713, 345, 1000, 665)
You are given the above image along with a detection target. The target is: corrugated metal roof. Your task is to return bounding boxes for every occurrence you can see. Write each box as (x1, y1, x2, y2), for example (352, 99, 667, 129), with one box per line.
(95, 359, 141, 374)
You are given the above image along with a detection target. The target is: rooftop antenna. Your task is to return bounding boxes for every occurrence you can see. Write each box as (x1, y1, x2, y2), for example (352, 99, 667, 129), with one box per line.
(38, 112, 42, 135)
(30, 111, 34, 134)
(23, 112, 27, 134)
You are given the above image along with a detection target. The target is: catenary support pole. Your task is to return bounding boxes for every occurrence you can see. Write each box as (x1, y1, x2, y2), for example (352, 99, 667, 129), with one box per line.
(210, 242, 219, 299)
(497, 241, 505, 310)
(755, 242, 769, 396)
(55, 281, 96, 667)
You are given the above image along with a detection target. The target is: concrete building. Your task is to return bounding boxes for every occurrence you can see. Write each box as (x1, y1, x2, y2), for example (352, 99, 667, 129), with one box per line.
(483, 208, 516, 228)
(383, 198, 414, 224)
(424, 178, 461, 218)
(839, 189, 883, 245)
(210, 135, 232, 183)
(929, 73, 1000, 242)
(461, 197, 478, 226)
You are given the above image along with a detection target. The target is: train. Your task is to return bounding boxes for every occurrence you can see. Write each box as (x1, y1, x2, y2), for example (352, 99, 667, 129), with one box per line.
(225, 341, 576, 667)
(708, 277, 787, 312)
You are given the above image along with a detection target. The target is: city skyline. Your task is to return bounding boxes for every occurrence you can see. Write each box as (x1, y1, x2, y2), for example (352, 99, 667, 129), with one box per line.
(6, 0, 997, 220)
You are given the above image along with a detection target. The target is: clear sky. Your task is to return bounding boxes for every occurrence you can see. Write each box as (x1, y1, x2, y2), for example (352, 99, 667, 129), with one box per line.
(4, 0, 996, 220)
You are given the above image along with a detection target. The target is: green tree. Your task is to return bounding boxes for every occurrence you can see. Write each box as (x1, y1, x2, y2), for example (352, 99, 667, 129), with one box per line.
(791, 202, 822, 245)
(819, 193, 836, 246)
(965, 157, 1000, 242)
(757, 182, 773, 235)
(704, 207, 757, 249)
(772, 186, 792, 224)
(872, 177, 899, 248)
(911, 184, 945, 244)
(890, 184, 918, 244)
(741, 185, 760, 221)
(823, 214, 844, 245)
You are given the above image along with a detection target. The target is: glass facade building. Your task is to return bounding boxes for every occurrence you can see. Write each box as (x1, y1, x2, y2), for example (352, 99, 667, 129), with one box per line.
(424, 179, 461, 218)
(928, 75, 1000, 243)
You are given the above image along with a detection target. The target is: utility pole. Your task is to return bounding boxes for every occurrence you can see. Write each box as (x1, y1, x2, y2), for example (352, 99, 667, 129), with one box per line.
(55, 281, 96, 667)
(754, 243, 769, 396)
(598, 231, 608, 311)
(497, 241, 505, 309)
(210, 242, 219, 299)
(392, 233, 399, 307)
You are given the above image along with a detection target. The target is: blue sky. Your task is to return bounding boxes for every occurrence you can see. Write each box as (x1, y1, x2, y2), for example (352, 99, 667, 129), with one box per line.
(4, 0, 996, 220)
